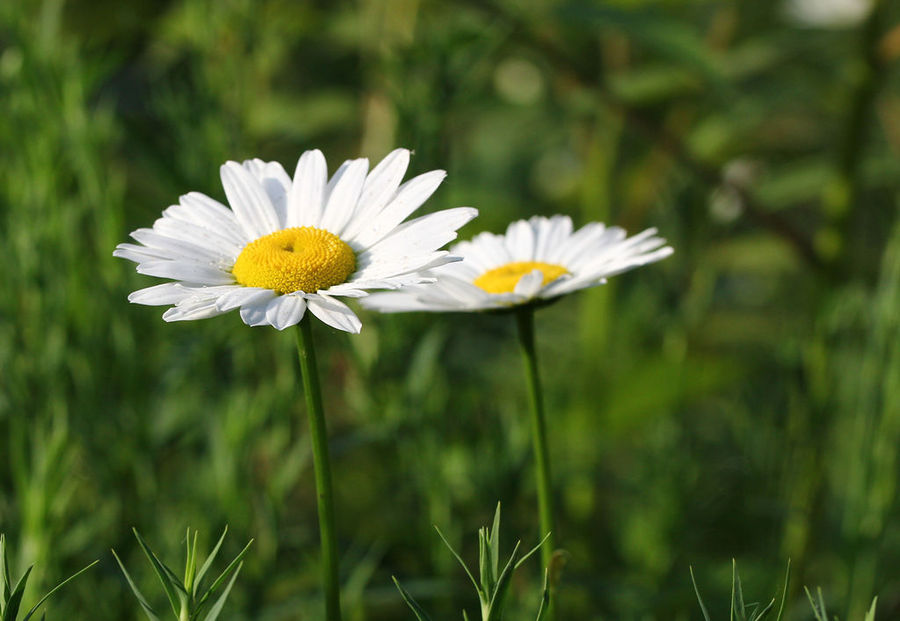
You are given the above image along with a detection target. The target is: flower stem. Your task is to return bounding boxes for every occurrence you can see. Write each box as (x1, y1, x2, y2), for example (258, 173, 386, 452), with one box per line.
(296, 316, 342, 621)
(515, 306, 557, 617)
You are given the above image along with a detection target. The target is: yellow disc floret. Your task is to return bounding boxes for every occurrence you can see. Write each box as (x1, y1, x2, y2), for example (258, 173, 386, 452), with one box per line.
(232, 227, 356, 294)
(473, 261, 568, 294)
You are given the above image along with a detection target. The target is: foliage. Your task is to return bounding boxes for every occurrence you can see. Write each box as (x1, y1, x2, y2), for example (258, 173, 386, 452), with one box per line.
(394, 503, 549, 621)
(0, 534, 96, 621)
(0, 0, 899, 618)
(112, 528, 252, 621)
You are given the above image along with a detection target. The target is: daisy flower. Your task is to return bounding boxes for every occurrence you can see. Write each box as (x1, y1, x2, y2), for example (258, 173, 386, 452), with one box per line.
(114, 149, 477, 333)
(362, 214, 673, 313)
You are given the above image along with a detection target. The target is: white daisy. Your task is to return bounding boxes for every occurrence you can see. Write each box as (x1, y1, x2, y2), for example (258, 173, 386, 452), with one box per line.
(362, 215, 673, 312)
(114, 149, 478, 333)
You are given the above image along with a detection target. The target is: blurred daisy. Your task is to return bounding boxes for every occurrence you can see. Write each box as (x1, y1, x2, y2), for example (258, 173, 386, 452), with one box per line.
(362, 215, 673, 313)
(784, 0, 872, 27)
(115, 149, 477, 333)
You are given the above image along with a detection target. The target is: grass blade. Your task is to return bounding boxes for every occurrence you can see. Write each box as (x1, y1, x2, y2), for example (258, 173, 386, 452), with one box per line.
(690, 566, 712, 621)
(514, 532, 552, 570)
(194, 528, 228, 597)
(774, 559, 791, 621)
(200, 562, 242, 621)
(392, 577, 434, 621)
(133, 529, 183, 618)
(22, 560, 98, 621)
(194, 539, 253, 612)
(3, 566, 32, 621)
(112, 549, 161, 621)
(534, 569, 551, 621)
(434, 526, 480, 594)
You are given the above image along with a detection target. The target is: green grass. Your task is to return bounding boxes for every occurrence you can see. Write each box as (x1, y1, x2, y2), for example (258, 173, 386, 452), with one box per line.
(1, 0, 900, 619)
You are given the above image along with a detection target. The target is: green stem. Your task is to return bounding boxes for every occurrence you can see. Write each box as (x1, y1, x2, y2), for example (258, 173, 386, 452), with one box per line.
(515, 306, 557, 616)
(296, 316, 342, 621)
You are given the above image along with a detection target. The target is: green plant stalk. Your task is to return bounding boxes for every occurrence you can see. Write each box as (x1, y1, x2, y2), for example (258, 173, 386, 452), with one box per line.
(514, 306, 556, 617)
(296, 316, 343, 621)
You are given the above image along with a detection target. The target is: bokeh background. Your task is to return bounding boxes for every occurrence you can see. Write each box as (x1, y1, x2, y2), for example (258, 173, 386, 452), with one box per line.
(2, 0, 900, 619)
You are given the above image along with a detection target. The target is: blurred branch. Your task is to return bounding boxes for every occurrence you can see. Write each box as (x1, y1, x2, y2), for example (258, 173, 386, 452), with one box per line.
(463, 0, 823, 270)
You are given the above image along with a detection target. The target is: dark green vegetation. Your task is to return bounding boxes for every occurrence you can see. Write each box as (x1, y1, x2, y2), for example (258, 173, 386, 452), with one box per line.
(1, 0, 899, 619)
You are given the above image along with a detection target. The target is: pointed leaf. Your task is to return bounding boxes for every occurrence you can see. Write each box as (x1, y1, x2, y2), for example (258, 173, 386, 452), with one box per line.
(864, 596, 878, 621)
(22, 560, 98, 621)
(514, 532, 552, 570)
(133, 529, 184, 618)
(112, 549, 161, 621)
(490, 503, 501, 579)
(485, 541, 522, 621)
(689, 566, 711, 621)
(3, 566, 32, 621)
(194, 528, 228, 597)
(194, 539, 253, 613)
(730, 559, 736, 621)
(434, 527, 480, 595)
(392, 577, 434, 621)
(751, 598, 775, 621)
(479, 527, 493, 599)
(805, 586, 828, 621)
(201, 562, 243, 621)
(1, 534, 10, 607)
(535, 569, 551, 621)
(774, 559, 790, 621)
(734, 562, 746, 621)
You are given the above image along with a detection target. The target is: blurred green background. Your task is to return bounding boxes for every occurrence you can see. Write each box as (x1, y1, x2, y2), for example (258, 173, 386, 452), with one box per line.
(1, 0, 899, 619)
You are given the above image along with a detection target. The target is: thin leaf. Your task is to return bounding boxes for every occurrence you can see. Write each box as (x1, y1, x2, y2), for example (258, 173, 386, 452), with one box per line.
(201, 562, 243, 621)
(490, 503, 501, 579)
(1, 534, 10, 608)
(392, 577, 434, 621)
(133, 529, 183, 618)
(805, 586, 828, 621)
(734, 562, 746, 621)
(730, 559, 736, 621)
(485, 541, 522, 621)
(194, 539, 253, 613)
(535, 569, 551, 621)
(479, 527, 493, 599)
(690, 566, 712, 621)
(514, 532, 552, 570)
(752, 598, 775, 621)
(3, 566, 33, 621)
(774, 559, 791, 621)
(864, 596, 878, 621)
(22, 560, 98, 621)
(194, 528, 228, 597)
(112, 549, 161, 621)
(434, 527, 480, 594)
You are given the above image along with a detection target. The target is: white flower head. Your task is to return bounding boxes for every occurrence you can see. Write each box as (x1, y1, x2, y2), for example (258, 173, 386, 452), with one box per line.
(362, 215, 673, 313)
(114, 149, 478, 333)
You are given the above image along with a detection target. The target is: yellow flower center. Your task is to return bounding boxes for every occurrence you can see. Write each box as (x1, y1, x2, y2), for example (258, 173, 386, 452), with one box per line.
(232, 227, 356, 294)
(473, 261, 568, 294)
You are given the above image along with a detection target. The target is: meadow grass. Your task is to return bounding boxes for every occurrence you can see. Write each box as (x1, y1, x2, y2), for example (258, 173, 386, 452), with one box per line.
(1, 0, 899, 619)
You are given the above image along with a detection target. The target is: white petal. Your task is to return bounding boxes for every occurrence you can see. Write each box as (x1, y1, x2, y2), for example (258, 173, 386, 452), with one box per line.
(243, 158, 292, 227)
(220, 161, 280, 238)
(153, 216, 244, 257)
(288, 149, 327, 227)
(504, 219, 535, 260)
(536, 215, 573, 261)
(214, 286, 276, 311)
(361, 291, 434, 312)
(351, 169, 446, 248)
(128, 283, 192, 306)
(363, 207, 478, 260)
(162, 298, 225, 322)
(320, 158, 368, 236)
(130, 228, 227, 262)
(239, 301, 271, 327)
(513, 269, 545, 298)
(306, 295, 362, 333)
(136, 260, 235, 285)
(341, 148, 410, 241)
(114, 243, 168, 263)
(265, 295, 308, 330)
(178, 192, 247, 242)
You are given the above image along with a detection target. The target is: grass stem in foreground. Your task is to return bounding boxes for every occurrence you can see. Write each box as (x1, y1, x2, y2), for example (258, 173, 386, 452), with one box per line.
(515, 306, 557, 618)
(296, 316, 343, 621)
